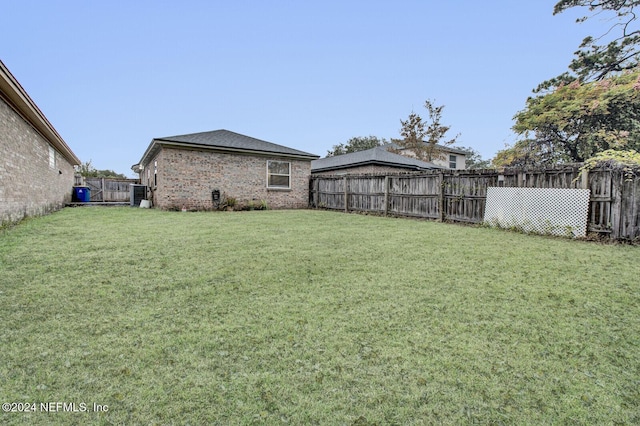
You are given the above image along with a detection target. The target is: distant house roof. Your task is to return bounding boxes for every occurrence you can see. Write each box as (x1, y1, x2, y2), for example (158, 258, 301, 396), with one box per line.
(134, 129, 319, 169)
(386, 142, 469, 155)
(311, 146, 443, 173)
(0, 60, 80, 165)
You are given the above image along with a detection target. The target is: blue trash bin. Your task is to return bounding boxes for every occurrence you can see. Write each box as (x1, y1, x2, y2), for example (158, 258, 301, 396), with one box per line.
(73, 186, 91, 202)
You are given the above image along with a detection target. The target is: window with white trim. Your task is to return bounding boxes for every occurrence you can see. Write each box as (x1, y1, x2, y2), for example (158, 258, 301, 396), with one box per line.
(48, 146, 56, 169)
(267, 160, 291, 189)
(449, 154, 457, 169)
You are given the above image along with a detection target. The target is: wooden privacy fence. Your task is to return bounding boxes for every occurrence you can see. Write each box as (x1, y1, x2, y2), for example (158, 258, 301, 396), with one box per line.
(84, 178, 139, 202)
(309, 165, 640, 240)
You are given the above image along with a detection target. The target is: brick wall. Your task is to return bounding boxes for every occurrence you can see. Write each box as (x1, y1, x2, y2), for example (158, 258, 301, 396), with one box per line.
(142, 146, 311, 210)
(0, 97, 75, 225)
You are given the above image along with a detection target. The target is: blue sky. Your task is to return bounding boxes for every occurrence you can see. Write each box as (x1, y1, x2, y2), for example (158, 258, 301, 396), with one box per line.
(2, 1, 601, 176)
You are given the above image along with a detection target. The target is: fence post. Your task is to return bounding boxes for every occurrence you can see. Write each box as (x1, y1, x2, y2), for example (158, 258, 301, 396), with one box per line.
(610, 170, 623, 239)
(438, 172, 445, 222)
(581, 169, 589, 190)
(343, 176, 348, 213)
(383, 175, 389, 215)
(314, 178, 319, 208)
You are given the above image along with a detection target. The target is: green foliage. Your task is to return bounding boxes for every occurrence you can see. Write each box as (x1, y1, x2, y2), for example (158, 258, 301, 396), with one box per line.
(391, 99, 459, 162)
(76, 159, 128, 178)
(579, 148, 640, 180)
(583, 148, 640, 168)
(501, 69, 640, 167)
(510, 1, 640, 168)
(456, 146, 492, 169)
(221, 194, 237, 210)
(492, 139, 570, 168)
(242, 200, 269, 211)
(537, 0, 640, 91)
(326, 136, 387, 157)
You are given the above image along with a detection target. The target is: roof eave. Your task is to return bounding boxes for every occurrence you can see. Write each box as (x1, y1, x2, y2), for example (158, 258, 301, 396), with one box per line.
(0, 61, 81, 166)
(311, 160, 435, 173)
(138, 139, 319, 165)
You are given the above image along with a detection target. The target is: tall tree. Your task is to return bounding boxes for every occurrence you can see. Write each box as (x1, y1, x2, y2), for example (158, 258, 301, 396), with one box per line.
(76, 160, 128, 179)
(392, 100, 459, 162)
(326, 135, 387, 157)
(456, 146, 492, 169)
(538, 0, 640, 91)
(499, 1, 640, 167)
(497, 69, 640, 167)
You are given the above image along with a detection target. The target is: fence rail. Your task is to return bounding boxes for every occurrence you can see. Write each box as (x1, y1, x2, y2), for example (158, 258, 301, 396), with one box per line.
(310, 165, 640, 240)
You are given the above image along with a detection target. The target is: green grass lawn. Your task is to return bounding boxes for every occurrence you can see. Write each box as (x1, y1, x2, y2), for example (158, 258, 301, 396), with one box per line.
(0, 207, 638, 425)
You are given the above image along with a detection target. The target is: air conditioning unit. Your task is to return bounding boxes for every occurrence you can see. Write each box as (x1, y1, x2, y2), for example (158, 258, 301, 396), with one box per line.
(130, 184, 147, 207)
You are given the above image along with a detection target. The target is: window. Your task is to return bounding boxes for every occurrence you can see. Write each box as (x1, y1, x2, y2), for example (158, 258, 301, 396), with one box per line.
(267, 160, 290, 189)
(449, 154, 457, 169)
(48, 146, 56, 169)
(154, 160, 157, 187)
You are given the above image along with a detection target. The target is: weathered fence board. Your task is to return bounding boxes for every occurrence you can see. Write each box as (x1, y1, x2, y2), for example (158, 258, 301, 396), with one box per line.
(389, 175, 441, 218)
(310, 165, 640, 241)
(84, 178, 139, 202)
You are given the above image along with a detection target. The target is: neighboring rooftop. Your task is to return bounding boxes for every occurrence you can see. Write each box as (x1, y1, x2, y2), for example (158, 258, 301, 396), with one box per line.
(311, 145, 443, 173)
(134, 129, 319, 169)
(386, 141, 470, 155)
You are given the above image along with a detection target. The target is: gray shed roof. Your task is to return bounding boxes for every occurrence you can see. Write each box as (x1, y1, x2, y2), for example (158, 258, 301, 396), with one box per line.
(311, 146, 443, 173)
(134, 129, 319, 169)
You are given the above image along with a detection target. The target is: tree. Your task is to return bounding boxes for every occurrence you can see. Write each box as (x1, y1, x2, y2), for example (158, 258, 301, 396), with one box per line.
(456, 146, 492, 169)
(538, 0, 640, 91)
(491, 139, 570, 168)
(391, 100, 459, 162)
(500, 69, 640, 167)
(502, 2, 640, 167)
(76, 160, 128, 179)
(326, 135, 388, 157)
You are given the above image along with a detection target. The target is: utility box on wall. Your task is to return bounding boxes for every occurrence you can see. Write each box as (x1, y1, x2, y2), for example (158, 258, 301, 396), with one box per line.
(212, 189, 221, 209)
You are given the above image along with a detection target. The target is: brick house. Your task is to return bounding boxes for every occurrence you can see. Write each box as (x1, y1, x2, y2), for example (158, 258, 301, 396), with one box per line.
(132, 129, 319, 210)
(0, 60, 81, 226)
(311, 145, 443, 176)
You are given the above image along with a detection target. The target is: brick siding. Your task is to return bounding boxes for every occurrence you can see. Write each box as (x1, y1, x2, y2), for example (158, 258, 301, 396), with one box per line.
(0, 97, 75, 225)
(140, 146, 311, 210)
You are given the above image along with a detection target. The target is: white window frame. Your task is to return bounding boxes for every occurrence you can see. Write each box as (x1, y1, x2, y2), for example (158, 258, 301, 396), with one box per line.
(266, 160, 291, 189)
(449, 154, 457, 169)
(48, 146, 56, 169)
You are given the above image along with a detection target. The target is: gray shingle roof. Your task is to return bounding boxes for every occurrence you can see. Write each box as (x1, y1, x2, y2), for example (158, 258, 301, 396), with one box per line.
(134, 129, 319, 169)
(311, 146, 443, 172)
(156, 129, 319, 158)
